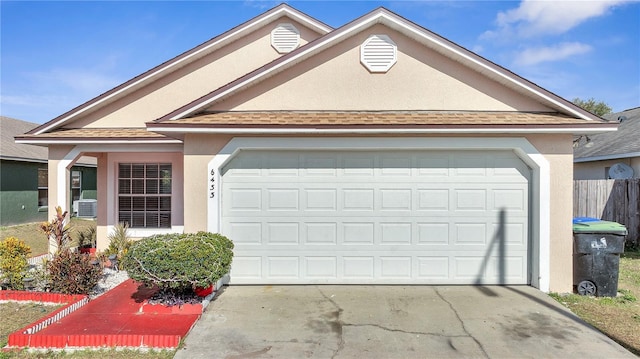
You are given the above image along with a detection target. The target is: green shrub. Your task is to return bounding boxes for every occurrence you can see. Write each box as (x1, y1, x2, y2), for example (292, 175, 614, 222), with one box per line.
(123, 232, 234, 291)
(0, 237, 31, 290)
(47, 250, 103, 294)
(105, 223, 132, 259)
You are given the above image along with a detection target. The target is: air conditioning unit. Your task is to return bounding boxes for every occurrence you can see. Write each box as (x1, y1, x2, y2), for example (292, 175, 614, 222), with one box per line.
(77, 199, 97, 218)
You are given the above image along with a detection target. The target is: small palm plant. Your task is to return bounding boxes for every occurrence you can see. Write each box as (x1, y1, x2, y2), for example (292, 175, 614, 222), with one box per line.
(106, 222, 132, 261)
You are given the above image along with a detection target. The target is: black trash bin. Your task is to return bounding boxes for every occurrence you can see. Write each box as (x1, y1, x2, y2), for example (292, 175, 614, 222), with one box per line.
(573, 220, 627, 297)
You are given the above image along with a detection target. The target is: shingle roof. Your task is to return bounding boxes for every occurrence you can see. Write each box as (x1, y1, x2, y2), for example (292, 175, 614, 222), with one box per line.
(574, 107, 640, 160)
(1, 116, 47, 162)
(148, 111, 611, 129)
(15, 128, 181, 143)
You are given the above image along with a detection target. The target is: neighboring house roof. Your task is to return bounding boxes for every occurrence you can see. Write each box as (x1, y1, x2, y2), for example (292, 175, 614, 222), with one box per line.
(25, 4, 333, 137)
(1, 116, 47, 162)
(574, 107, 640, 162)
(2, 116, 98, 165)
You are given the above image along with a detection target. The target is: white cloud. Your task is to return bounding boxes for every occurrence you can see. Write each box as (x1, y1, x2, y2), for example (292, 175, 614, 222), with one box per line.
(28, 68, 120, 95)
(485, 0, 630, 39)
(0, 67, 123, 123)
(514, 42, 592, 66)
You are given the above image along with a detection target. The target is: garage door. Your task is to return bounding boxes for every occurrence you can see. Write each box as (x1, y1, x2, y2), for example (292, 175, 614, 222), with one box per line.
(221, 150, 530, 284)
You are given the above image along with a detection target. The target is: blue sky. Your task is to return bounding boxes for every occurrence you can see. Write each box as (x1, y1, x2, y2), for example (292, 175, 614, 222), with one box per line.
(1, 0, 639, 124)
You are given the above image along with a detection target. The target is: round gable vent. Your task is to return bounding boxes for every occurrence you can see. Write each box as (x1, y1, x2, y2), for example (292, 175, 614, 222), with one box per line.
(271, 23, 300, 54)
(360, 34, 397, 73)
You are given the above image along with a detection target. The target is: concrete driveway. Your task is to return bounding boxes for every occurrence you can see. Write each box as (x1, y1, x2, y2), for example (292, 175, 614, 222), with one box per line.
(174, 286, 634, 359)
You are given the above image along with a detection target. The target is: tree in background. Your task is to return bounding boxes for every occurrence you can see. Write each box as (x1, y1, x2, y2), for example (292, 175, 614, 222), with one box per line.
(572, 97, 612, 116)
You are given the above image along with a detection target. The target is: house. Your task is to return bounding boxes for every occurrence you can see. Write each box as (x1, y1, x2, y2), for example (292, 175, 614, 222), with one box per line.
(574, 107, 640, 179)
(15, 5, 617, 292)
(1, 116, 97, 225)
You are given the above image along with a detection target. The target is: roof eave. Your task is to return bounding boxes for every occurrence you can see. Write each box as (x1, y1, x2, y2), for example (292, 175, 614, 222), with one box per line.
(147, 124, 619, 135)
(14, 137, 183, 145)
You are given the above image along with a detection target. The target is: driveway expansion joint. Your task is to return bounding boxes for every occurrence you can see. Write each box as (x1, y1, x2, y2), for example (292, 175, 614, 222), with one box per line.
(434, 287, 490, 359)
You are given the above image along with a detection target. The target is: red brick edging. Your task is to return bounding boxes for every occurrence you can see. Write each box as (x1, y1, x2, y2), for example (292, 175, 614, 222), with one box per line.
(1, 289, 201, 349)
(1, 291, 89, 347)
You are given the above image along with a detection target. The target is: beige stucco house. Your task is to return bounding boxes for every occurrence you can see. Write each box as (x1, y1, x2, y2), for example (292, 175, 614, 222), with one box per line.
(16, 5, 617, 293)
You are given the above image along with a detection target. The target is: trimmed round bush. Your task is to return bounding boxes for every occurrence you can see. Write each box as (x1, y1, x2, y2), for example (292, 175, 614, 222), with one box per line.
(123, 232, 234, 291)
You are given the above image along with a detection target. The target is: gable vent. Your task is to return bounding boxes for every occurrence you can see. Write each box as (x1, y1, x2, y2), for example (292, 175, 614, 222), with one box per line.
(360, 34, 397, 73)
(271, 23, 300, 54)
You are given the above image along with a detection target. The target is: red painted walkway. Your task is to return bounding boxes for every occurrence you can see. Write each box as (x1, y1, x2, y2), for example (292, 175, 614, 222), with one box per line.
(8, 280, 202, 349)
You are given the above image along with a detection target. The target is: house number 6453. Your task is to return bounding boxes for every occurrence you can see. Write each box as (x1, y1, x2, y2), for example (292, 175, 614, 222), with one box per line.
(209, 169, 215, 198)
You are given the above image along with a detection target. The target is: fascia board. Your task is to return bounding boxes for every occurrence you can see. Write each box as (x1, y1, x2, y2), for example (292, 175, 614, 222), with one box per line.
(15, 139, 183, 145)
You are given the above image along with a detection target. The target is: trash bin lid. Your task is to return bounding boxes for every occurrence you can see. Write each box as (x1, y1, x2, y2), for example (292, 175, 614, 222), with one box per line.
(572, 217, 600, 224)
(573, 220, 628, 235)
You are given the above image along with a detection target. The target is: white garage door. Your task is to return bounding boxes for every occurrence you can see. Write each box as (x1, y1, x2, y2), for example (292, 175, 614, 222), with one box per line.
(221, 150, 530, 285)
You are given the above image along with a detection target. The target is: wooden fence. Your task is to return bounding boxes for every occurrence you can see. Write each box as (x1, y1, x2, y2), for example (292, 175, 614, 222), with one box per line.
(573, 179, 640, 248)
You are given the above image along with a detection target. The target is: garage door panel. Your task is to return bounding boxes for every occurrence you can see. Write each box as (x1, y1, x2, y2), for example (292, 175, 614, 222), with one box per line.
(343, 257, 375, 278)
(229, 189, 261, 211)
(228, 222, 262, 244)
(304, 189, 337, 211)
(267, 257, 300, 278)
(380, 189, 412, 210)
(417, 223, 450, 244)
(304, 223, 337, 244)
(305, 257, 338, 278)
(417, 189, 450, 211)
(266, 222, 299, 244)
(454, 189, 487, 211)
(380, 223, 412, 244)
(343, 189, 375, 210)
(343, 222, 375, 244)
(380, 257, 412, 278)
(222, 150, 529, 285)
(418, 257, 450, 279)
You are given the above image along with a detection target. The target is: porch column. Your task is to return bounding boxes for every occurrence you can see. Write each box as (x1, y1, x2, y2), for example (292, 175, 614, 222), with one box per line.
(47, 145, 78, 219)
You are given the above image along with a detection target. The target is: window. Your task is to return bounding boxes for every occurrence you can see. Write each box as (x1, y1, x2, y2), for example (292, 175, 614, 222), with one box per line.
(118, 163, 171, 228)
(37, 168, 48, 207)
(71, 170, 81, 202)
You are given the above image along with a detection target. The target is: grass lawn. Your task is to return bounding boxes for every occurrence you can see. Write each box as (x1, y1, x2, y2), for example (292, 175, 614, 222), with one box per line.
(0, 218, 97, 257)
(550, 250, 640, 356)
(0, 302, 62, 348)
